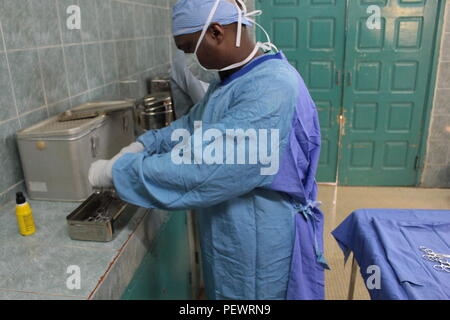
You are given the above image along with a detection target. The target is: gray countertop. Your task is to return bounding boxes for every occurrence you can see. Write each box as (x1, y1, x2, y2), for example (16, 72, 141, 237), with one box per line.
(0, 200, 170, 300)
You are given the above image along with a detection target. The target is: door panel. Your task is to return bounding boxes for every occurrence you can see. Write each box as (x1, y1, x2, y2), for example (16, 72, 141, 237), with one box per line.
(257, 0, 347, 183)
(339, 0, 439, 186)
(257, 0, 440, 186)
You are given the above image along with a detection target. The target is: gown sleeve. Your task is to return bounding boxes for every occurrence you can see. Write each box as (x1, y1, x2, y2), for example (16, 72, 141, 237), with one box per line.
(112, 73, 298, 210)
(136, 107, 193, 155)
(136, 87, 211, 155)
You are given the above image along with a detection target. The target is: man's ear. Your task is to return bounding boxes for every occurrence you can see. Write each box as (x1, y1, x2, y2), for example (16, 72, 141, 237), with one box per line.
(207, 23, 225, 44)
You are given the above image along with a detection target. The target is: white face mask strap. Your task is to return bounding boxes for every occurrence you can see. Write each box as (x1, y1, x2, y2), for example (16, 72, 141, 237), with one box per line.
(236, 0, 247, 12)
(259, 42, 278, 52)
(245, 16, 279, 53)
(234, 0, 248, 48)
(194, 0, 221, 54)
(246, 9, 261, 17)
(219, 42, 261, 71)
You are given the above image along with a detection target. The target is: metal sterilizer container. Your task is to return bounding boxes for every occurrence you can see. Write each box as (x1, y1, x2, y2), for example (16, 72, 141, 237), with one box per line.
(16, 102, 136, 202)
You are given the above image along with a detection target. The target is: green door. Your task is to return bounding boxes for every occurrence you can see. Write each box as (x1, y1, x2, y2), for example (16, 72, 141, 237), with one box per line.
(257, 0, 347, 183)
(257, 0, 441, 186)
(339, 0, 440, 186)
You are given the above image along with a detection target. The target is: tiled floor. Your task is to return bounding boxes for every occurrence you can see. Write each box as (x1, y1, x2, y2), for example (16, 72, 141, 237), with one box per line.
(320, 185, 450, 300)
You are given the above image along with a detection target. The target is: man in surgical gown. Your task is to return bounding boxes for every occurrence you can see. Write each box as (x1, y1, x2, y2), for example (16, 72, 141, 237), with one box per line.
(89, 0, 327, 300)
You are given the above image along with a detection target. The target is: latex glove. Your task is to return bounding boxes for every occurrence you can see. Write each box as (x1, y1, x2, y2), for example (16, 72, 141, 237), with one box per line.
(88, 160, 114, 188)
(88, 142, 144, 188)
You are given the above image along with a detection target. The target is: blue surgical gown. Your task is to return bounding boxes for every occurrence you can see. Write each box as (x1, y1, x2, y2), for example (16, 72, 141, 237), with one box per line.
(112, 52, 324, 300)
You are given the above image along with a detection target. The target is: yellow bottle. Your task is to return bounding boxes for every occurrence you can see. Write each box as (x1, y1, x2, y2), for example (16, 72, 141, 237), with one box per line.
(15, 192, 36, 236)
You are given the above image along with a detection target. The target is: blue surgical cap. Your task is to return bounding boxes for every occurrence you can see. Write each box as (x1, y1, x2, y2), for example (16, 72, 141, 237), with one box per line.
(172, 0, 253, 36)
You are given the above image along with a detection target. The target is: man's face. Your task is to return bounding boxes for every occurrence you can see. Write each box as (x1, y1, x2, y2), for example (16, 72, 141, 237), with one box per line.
(174, 23, 232, 70)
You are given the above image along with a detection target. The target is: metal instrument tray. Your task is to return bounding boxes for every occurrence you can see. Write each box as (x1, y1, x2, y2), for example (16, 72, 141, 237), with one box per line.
(66, 191, 138, 242)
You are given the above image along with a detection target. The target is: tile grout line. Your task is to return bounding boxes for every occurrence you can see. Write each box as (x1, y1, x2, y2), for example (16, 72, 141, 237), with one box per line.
(109, 0, 120, 93)
(98, 44, 108, 92)
(118, 2, 129, 96)
(95, 0, 108, 87)
(18, 105, 48, 119)
(0, 180, 24, 198)
(113, 0, 167, 10)
(0, 180, 25, 210)
(130, 2, 137, 46)
(0, 288, 86, 300)
(1, 36, 163, 53)
(36, 48, 50, 119)
(92, 0, 107, 87)
(56, 0, 74, 102)
(0, 13, 21, 129)
(79, 0, 91, 103)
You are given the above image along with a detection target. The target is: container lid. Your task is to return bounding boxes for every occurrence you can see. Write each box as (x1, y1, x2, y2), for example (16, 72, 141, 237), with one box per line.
(70, 100, 135, 114)
(145, 104, 173, 113)
(17, 114, 107, 139)
(143, 92, 172, 105)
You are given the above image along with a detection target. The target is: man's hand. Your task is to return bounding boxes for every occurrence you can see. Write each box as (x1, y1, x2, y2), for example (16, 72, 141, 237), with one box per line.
(88, 142, 145, 188)
(88, 160, 114, 188)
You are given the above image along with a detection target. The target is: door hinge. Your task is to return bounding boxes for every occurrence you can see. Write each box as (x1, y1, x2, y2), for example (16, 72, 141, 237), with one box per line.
(415, 156, 421, 170)
(189, 271, 192, 284)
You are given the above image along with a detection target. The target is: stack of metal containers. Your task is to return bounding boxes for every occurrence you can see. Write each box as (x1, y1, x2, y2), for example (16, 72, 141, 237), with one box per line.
(136, 78, 175, 132)
(137, 92, 174, 131)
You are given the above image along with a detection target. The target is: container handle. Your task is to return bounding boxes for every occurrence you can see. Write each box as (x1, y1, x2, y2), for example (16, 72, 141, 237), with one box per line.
(122, 115, 129, 133)
(91, 136, 99, 158)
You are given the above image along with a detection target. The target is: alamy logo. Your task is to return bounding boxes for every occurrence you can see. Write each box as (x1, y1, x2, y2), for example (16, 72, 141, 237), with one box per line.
(366, 265, 381, 290)
(367, 5, 382, 30)
(66, 265, 81, 290)
(66, 5, 81, 30)
(171, 121, 280, 176)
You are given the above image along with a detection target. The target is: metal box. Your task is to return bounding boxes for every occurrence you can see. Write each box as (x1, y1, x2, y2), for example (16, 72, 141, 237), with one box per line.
(16, 107, 135, 202)
(66, 191, 139, 242)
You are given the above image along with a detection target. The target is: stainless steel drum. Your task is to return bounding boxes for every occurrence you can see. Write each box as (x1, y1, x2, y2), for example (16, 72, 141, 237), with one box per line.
(143, 92, 172, 110)
(140, 109, 174, 130)
(137, 92, 174, 130)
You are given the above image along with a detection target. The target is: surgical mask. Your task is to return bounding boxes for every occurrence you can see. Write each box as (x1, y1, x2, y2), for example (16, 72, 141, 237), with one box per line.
(188, 0, 278, 74)
(186, 53, 220, 84)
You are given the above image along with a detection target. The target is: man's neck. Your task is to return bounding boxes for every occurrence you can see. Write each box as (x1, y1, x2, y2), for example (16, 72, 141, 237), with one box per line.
(219, 49, 265, 80)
